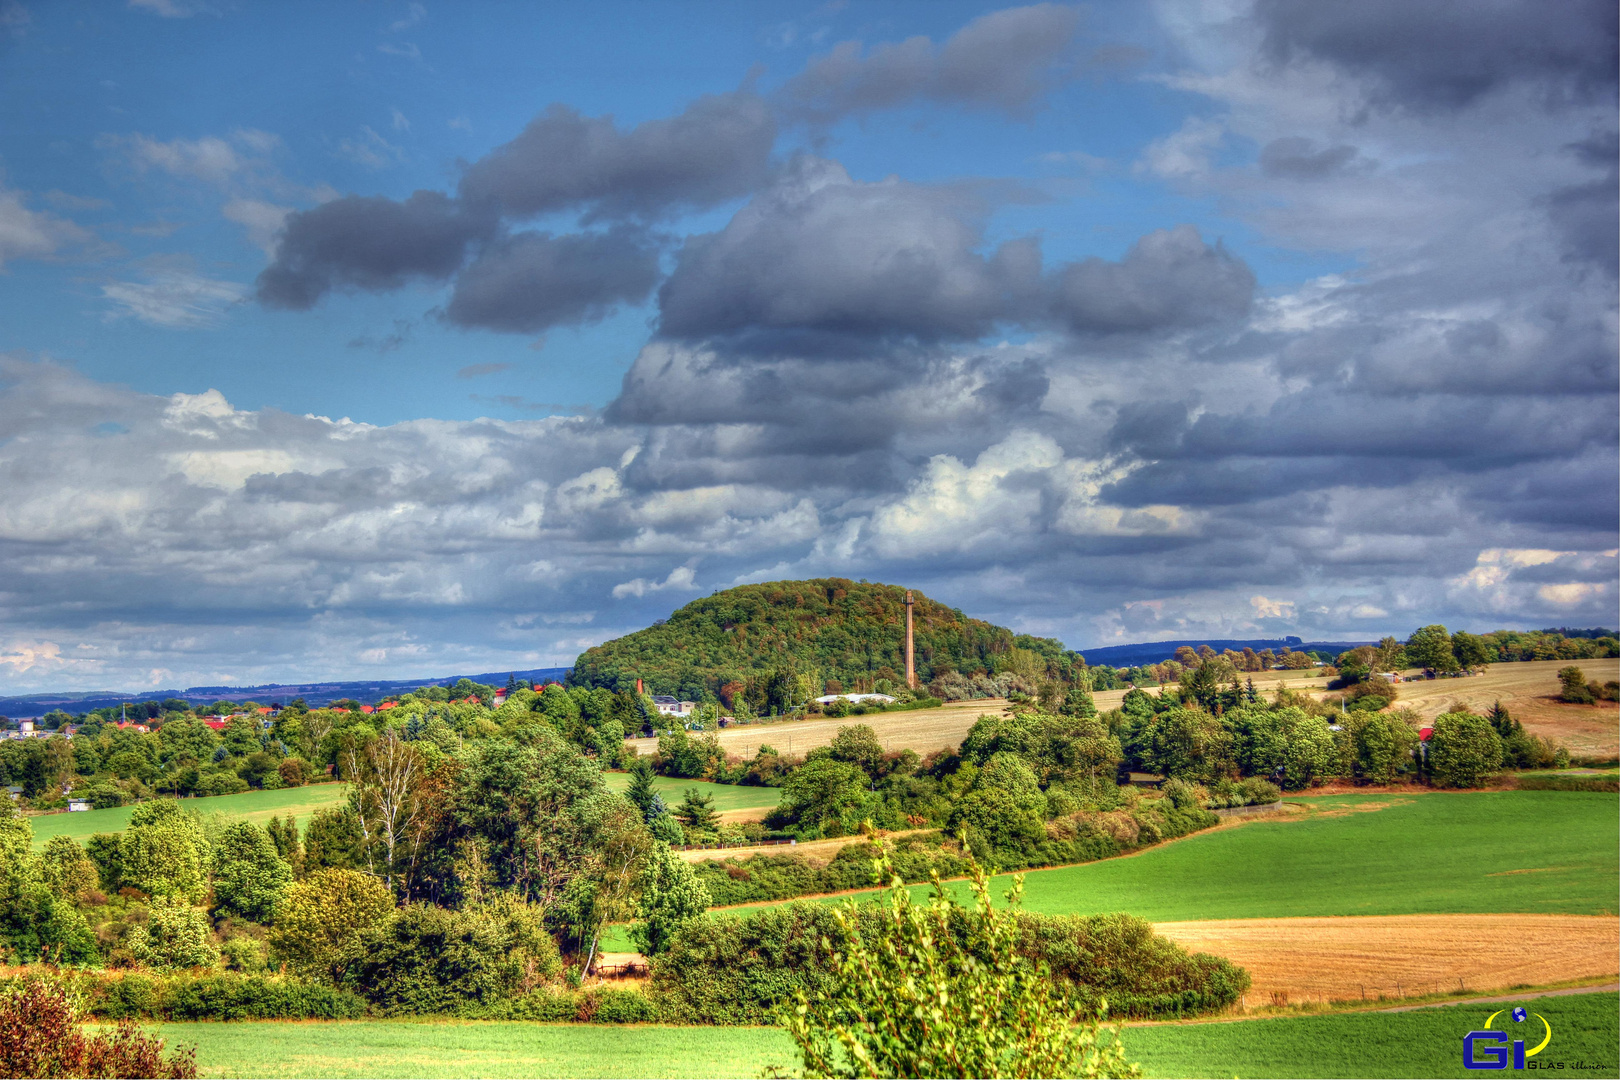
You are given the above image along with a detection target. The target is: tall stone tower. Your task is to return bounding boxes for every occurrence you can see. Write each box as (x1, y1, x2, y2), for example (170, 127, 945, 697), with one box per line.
(904, 590, 916, 690)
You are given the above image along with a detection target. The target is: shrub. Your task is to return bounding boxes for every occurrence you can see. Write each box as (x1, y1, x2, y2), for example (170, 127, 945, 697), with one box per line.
(269, 868, 394, 983)
(0, 975, 197, 1079)
(70, 971, 366, 1021)
(784, 858, 1142, 1080)
(126, 898, 219, 971)
(649, 884, 1245, 1025)
(1557, 666, 1596, 703)
(342, 901, 559, 1015)
(1427, 712, 1504, 788)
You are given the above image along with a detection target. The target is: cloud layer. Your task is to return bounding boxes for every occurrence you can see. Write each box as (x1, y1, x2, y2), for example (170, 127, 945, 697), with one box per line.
(0, 1, 1614, 690)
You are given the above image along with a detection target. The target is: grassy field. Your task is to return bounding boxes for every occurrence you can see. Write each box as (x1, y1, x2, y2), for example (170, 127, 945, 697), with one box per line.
(600, 773, 779, 813)
(711, 791, 1618, 922)
(26, 784, 347, 848)
(150, 991, 1618, 1079)
(1127, 990, 1620, 1079)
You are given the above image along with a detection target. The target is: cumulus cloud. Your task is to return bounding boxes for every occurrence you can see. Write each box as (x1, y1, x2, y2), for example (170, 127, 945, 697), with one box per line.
(458, 92, 775, 221)
(658, 159, 1252, 347)
(1052, 225, 1254, 334)
(612, 563, 699, 599)
(443, 229, 662, 334)
(255, 191, 494, 309)
(779, 3, 1083, 122)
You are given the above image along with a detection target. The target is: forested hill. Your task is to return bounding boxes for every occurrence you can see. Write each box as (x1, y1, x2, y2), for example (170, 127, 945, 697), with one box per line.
(567, 579, 1078, 699)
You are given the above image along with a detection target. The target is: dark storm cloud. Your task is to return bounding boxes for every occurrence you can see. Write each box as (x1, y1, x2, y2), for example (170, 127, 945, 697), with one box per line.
(657, 162, 1253, 346)
(257, 93, 773, 330)
(1051, 226, 1254, 334)
(1258, 137, 1362, 179)
(779, 3, 1082, 123)
(655, 158, 1038, 345)
(1255, 0, 1619, 111)
(456, 92, 776, 221)
(1546, 130, 1619, 277)
(255, 191, 494, 309)
(443, 230, 662, 334)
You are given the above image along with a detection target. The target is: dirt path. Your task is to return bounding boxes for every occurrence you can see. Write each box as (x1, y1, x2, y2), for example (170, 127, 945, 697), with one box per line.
(1152, 914, 1620, 1007)
(1376, 982, 1620, 1012)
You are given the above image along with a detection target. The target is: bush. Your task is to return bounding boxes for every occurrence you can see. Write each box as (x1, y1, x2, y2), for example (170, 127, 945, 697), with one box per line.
(1515, 774, 1619, 793)
(1558, 666, 1596, 704)
(65, 971, 366, 1021)
(649, 888, 1246, 1025)
(269, 868, 394, 983)
(0, 975, 197, 1078)
(1427, 712, 1504, 788)
(342, 900, 560, 1015)
(126, 899, 219, 971)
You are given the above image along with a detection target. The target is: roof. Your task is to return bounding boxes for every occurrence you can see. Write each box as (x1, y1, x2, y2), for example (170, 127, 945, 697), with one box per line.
(652, 695, 678, 705)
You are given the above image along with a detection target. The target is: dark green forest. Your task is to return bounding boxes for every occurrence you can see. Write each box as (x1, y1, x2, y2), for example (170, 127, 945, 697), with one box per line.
(567, 579, 1082, 699)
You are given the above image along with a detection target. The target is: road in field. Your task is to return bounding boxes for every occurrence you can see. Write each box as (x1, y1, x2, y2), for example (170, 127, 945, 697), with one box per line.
(1153, 914, 1620, 1005)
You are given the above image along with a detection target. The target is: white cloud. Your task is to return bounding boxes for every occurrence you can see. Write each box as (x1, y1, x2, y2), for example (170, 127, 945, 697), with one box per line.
(128, 0, 215, 16)
(334, 126, 404, 170)
(612, 563, 699, 599)
(109, 130, 278, 186)
(222, 198, 291, 254)
(0, 185, 89, 267)
(101, 267, 247, 327)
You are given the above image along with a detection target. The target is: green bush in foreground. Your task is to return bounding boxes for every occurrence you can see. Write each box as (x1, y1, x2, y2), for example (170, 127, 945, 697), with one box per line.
(785, 853, 1141, 1079)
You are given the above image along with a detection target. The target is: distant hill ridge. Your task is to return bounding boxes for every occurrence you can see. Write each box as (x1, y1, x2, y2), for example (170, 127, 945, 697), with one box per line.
(0, 666, 569, 717)
(1077, 638, 1375, 668)
(568, 578, 1077, 698)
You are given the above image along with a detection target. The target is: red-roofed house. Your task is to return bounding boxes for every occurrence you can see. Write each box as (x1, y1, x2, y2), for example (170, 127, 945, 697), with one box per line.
(360, 705, 375, 714)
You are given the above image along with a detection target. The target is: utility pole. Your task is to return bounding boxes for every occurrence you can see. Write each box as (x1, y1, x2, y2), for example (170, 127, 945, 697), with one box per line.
(904, 591, 916, 690)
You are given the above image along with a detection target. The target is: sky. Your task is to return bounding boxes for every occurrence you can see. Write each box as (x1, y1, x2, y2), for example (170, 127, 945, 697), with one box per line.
(0, 0, 1615, 692)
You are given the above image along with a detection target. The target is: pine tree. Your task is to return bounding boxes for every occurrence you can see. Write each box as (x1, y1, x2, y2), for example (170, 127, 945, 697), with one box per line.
(625, 755, 658, 821)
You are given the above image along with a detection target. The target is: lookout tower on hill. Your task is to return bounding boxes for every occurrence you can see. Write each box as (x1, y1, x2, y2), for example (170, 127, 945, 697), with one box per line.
(904, 590, 916, 690)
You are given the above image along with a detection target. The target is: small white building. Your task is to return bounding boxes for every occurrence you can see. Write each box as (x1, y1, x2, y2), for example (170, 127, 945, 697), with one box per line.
(652, 696, 697, 717)
(68, 799, 90, 813)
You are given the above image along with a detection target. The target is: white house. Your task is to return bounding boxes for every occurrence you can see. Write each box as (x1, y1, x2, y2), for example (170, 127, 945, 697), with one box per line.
(652, 696, 697, 717)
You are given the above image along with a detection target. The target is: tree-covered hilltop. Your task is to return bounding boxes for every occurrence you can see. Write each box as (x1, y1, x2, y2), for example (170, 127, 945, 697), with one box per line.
(567, 579, 1083, 699)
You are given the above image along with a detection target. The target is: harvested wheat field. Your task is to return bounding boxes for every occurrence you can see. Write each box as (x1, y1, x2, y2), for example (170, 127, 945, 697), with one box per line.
(1153, 914, 1620, 1007)
(626, 697, 1011, 759)
(1350, 659, 1620, 757)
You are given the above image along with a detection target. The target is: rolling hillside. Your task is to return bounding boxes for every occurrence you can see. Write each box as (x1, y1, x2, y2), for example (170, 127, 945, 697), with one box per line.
(568, 579, 1078, 698)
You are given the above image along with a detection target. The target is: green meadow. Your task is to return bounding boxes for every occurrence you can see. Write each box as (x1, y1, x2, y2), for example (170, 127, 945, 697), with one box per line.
(25, 784, 348, 848)
(600, 773, 780, 813)
(150, 991, 1619, 1079)
(704, 791, 1618, 922)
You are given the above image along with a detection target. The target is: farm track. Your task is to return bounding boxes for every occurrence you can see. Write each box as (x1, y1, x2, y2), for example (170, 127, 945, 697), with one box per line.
(1152, 914, 1620, 1009)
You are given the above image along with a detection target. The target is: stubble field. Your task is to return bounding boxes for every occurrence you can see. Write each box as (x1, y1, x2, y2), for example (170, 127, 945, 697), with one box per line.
(622, 659, 1619, 761)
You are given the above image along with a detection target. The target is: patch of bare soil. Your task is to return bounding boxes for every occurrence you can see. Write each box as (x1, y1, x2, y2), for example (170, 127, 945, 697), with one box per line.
(1152, 914, 1620, 1008)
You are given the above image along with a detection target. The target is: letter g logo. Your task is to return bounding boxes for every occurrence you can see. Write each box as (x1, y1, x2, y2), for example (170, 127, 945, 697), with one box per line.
(1463, 1030, 1509, 1070)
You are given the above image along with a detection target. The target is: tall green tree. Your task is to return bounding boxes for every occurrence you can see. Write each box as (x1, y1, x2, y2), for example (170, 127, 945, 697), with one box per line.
(629, 844, 711, 956)
(625, 755, 659, 821)
(1406, 625, 1459, 675)
(211, 822, 292, 922)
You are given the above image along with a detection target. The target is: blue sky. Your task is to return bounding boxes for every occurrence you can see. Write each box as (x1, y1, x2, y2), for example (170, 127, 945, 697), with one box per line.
(0, 0, 1343, 424)
(0, 0, 1613, 691)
